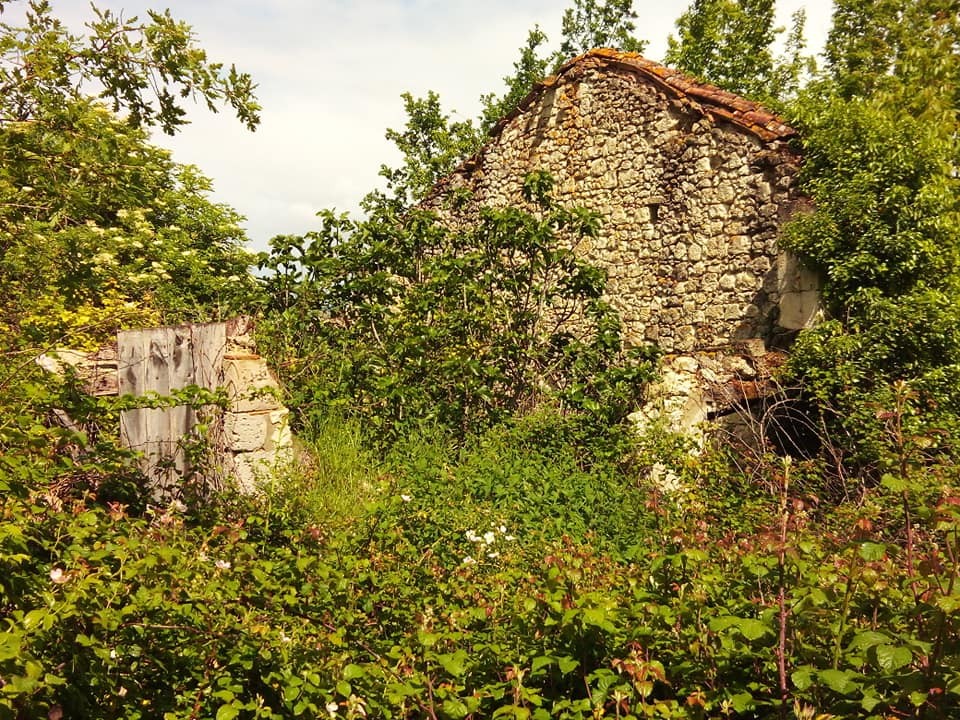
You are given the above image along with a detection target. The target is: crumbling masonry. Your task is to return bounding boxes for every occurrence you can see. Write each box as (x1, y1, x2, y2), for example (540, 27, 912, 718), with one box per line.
(425, 49, 819, 435)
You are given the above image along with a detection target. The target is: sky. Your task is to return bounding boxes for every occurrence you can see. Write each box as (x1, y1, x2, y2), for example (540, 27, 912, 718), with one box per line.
(30, 1, 835, 251)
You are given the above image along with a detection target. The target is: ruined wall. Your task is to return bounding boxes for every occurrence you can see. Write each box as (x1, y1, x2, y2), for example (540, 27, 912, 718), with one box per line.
(426, 50, 816, 354)
(220, 318, 293, 492)
(39, 317, 292, 496)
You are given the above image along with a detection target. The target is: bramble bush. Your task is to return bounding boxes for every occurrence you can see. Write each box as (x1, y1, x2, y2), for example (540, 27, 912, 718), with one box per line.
(5, 417, 960, 719)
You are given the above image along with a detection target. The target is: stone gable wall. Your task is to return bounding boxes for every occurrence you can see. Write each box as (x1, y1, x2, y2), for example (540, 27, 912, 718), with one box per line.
(425, 54, 816, 355)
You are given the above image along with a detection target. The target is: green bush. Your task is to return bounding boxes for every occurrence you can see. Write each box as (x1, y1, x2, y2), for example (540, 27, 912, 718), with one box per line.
(257, 174, 658, 448)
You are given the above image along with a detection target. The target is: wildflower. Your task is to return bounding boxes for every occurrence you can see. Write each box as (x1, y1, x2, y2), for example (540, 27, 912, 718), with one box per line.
(487, 551, 500, 559)
(504, 535, 516, 542)
(325, 701, 339, 716)
(400, 494, 412, 503)
(649, 462, 681, 495)
(498, 525, 507, 534)
(110, 649, 117, 660)
(49, 567, 69, 584)
(215, 559, 231, 570)
(461, 556, 476, 565)
(348, 694, 367, 717)
(483, 531, 496, 545)
(465, 530, 480, 543)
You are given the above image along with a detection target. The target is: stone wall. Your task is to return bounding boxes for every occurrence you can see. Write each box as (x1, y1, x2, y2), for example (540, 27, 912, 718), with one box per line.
(426, 50, 817, 354)
(219, 317, 293, 492)
(38, 317, 292, 495)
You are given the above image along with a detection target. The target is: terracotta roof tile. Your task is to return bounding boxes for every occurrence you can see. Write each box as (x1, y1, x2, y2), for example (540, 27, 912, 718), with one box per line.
(493, 48, 797, 143)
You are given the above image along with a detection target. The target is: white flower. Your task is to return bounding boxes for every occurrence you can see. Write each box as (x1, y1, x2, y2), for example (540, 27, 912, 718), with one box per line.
(649, 462, 682, 495)
(49, 567, 69, 584)
(400, 494, 412, 503)
(497, 525, 507, 534)
(461, 556, 476, 565)
(487, 551, 500, 559)
(482, 531, 496, 545)
(118, 687, 128, 698)
(110, 649, 117, 659)
(326, 701, 339, 716)
(465, 530, 480, 543)
(504, 535, 516, 542)
(215, 559, 231, 570)
(280, 631, 292, 643)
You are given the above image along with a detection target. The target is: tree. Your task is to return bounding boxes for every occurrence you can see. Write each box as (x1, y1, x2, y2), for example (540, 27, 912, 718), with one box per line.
(557, 0, 647, 59)
(362, 91, 481, 217)
(781, 1, 960, 471)
(478, 26, 552, 134)
(262, 174, 657, 444)
(664, 0, 812, 101)
(0, 0, 260, 134)
(0, 1, 263, 350)
(825, 0, 960, 111)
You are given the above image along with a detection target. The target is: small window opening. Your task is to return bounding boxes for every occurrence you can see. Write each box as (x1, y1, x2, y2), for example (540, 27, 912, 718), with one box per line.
(648, 203, 660, 224)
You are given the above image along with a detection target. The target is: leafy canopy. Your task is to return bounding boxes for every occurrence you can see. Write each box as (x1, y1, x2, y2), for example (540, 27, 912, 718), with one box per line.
(0, 1, 263, 350)
(261, 174, 658, 446)
(780, 0, 960, 469)
(665, 0, 814, 101)
(0, 0, 260, 134)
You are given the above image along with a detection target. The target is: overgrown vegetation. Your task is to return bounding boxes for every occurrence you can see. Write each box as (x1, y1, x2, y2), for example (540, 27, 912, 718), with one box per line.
(3, 0, 960, 718)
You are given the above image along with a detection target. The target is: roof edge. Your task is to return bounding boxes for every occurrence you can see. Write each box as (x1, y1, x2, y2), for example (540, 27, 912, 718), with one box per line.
(427, 50, 798, 203)
(491, 48, 797, 143)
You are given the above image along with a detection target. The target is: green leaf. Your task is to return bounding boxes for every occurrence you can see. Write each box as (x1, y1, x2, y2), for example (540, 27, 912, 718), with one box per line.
(729, 692, 755, 712)
(819, 669, 861, 695)
(215, 705, 239, 720)
(342, 663, 365, 680)
(0, 633, 22, 663)
(881, 474, 908, 493)
(531, 656, 553, 673)
(874, 644, 912, 672)
(737, 618, 770, 641)
(791, 666, 815, 691)
(848, 631, 890, 651)
(438, 650, 469, 677)
(858, 542, 887, 561)
(581, 607, 614, 631)
(442, 699, 469, 718)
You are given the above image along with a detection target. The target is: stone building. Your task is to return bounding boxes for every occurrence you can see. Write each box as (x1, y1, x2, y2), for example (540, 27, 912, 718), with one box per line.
(425, 49, 819, 435)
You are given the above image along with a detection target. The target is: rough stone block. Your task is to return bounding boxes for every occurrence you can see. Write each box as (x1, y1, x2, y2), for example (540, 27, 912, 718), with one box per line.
(223, 355, 283, 413)
(223, 411, 271, 453)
